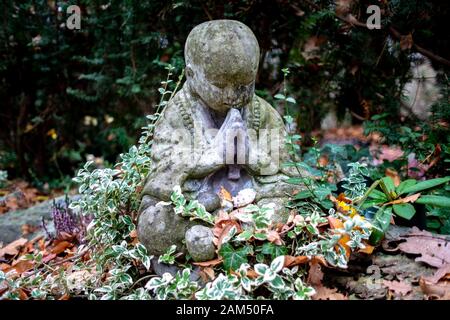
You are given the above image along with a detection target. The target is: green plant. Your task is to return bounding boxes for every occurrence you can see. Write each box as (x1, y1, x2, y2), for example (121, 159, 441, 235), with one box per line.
(359, 176, 450, 244)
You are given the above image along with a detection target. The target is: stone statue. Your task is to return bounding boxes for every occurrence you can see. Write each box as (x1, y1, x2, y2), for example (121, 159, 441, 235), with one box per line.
(138, 20, 300, 262)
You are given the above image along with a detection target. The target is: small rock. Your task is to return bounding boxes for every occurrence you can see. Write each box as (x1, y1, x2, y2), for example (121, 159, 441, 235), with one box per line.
(185, 225, 215, 262)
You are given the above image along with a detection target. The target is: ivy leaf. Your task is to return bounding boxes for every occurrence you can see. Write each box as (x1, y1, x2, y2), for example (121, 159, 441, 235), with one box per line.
(260, 242, 288, 259)
(219, 243, 251, 271)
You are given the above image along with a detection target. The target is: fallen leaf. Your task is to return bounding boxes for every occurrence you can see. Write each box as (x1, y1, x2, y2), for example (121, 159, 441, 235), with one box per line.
(218, 186, 232, 202)
(267, 230, 284, 246)
(129, 229, 137, 238)
(216, 222, 241, 249)
(423, 264, 450, 284)
(386, 193, 421, 205)
(307, 259, 347, 300)
(58, 294, 70, 300)
(0, 263, 11, 271)
(42, 253, 57, 263)
(307, 260, 324, 286)
(284, 255, 309, 268)
(313, 286, 348, 300)
(5, 259, 34, 275)
(393, 227, 450, 268)
(358, 242, 375, 254)
(0, 238, 28, 258)
(192, 258, 223, 267)
(17, 288, 28, 300)
(50, 241, 73, 255)
(199, 267, 215, 282)
(419, 278, 450, 299)
(382, 279, 412, 296)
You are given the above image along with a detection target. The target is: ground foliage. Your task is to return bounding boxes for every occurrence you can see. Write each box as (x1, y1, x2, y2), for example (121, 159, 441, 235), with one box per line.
(1, 67, 449, 300)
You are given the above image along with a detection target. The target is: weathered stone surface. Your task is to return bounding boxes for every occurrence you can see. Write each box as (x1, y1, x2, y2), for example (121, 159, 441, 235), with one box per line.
(138, 20, 303, 261)
(185, 225, 215, 262)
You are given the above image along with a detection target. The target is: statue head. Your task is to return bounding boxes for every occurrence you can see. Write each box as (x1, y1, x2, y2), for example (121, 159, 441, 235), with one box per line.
(185, 20, 260, 113)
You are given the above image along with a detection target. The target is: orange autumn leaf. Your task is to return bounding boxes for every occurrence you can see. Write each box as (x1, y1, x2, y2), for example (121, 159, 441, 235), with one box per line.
(359, 243, 375, 254)
(50, 240, 73, 255)
(0, 238, 28, 258)
(336, 193, 352, 204)
(386, 193, 421, 205)
(327, 217, 351, 258)
(218, 186, 232, 202)
(284, 255, 309, 268)
(328, 216, 343, 229)
(6, 259, 34, 275)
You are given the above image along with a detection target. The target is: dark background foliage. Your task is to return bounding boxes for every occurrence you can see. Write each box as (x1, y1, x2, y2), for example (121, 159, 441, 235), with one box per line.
(1, 0, 449, 187)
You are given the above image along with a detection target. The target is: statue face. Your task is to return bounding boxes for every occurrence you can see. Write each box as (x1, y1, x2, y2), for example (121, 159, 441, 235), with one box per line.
(188, 66, 255, 113)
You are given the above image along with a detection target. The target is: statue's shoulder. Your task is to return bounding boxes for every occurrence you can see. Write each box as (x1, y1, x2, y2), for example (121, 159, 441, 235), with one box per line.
(251, 95, 285, 129)
(157, 87, 194, 131)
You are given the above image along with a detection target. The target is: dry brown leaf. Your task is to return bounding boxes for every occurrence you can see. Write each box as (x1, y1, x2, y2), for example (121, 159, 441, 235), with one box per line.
(58, 294, 70, 300)
(17, 288, 28, 300)
(5, 259, 34, 275)
(313, 286, 348, 300)
(246, 269, 259, 279)
(42, 253, 57, 263)
(311, 256, 328, 267)
(419, 278, 450, 298)
(400, 33, 413, 50)
(50, 240, 73, 255)
(386, 193, 421, 205)
(266, 230, 283, 246)
(423, 264, 450, 284)
(199, 267, 215, 282)
(0, 263, 11, 271)
(216, 221, 241, 249)
(192, 258, 223, 267)
(307, 260, 324, 286)
(284, 255, 309, 268)
(394, 227, 450, 268)
(382, 279, 412, 296)
(0, 238, 28, 258)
